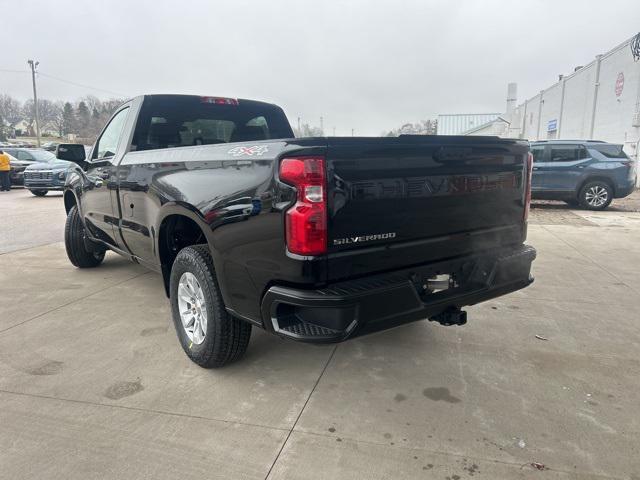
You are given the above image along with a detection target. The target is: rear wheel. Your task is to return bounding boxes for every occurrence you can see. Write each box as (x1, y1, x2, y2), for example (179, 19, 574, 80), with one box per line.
(64, 205, 106, 268)
(579, 181, 613, 210)
(29, 189, 48, 196)
(169, 245, 251, 368)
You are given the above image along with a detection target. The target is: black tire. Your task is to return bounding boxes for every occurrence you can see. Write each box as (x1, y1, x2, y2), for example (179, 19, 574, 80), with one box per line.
(64, 205, 106, 268)
(579, 181, 613, 211)
(30, 189, 48, 196)
(169, 245, 251, 368)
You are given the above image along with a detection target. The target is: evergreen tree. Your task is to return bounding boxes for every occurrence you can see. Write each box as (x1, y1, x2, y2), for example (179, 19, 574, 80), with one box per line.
(76, 101, 90, 134)
(62, 102, 76, 135)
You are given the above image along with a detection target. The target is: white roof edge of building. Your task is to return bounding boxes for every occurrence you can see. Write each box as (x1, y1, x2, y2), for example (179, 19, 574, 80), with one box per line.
(438, 113, 502, 117)
(462, 116, 510, 135)
(517, 32, 637, 107)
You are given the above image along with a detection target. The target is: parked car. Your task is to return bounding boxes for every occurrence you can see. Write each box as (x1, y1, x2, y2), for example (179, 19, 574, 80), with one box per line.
(57, 94, 536, 367)
(530, 140, 637, 210)
(41, 141, 60, 152)
(3, 148, 56, 186)
(23, 156, 73, 196)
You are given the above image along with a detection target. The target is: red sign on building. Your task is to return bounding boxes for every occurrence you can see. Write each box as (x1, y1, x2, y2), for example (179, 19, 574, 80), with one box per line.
(615, 72, 625, 97)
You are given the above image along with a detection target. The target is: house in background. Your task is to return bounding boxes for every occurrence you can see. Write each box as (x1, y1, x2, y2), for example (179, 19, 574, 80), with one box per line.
(11, 120, 31, 137)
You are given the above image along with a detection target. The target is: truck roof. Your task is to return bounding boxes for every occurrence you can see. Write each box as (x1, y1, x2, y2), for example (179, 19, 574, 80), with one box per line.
(135, 94, 281, 109)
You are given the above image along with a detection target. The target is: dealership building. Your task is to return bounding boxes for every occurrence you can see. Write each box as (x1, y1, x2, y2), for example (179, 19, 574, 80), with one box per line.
(455, 33, 640, 168)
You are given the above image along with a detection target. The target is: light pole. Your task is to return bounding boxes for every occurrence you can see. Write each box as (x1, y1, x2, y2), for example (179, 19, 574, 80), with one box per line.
(27, 59, 41, 147)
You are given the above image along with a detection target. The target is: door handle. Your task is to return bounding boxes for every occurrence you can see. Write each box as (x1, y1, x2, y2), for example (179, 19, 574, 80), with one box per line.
(532, 167, 539, 171)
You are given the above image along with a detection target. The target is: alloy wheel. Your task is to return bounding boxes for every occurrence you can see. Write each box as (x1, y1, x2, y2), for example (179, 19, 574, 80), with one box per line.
(584, 185, 608, 208)
(177, 272, 208, 344)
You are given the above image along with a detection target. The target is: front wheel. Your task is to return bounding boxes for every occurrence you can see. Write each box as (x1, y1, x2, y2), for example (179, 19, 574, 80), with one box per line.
(169, 245, 251, 368)
(29, 189, 48, 196)
(579, 181, 613, 210)
(64, 205, 105, 268)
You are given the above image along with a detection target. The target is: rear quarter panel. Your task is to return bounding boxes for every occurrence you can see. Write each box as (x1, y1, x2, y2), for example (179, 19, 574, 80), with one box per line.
(118, 139, 328, 320)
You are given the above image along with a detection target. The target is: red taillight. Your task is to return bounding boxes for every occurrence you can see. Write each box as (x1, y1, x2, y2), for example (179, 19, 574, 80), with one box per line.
(524, 152, 533, 221)
(279, 157, 327, 256)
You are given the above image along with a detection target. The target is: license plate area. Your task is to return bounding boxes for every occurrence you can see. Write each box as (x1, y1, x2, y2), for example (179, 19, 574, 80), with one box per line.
(412, 256, 495, 302)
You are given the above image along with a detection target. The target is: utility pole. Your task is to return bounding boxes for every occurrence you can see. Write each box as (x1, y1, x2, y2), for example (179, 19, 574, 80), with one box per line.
(297, 117, 301, 135)
(27, 59, 41, 147)
(320, 116, 324, 135)
(351, 128, 354, 137)
(332, 126, 336, 136)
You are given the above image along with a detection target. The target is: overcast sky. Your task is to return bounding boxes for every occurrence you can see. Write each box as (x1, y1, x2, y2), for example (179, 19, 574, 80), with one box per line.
(1, 0, 639, 135)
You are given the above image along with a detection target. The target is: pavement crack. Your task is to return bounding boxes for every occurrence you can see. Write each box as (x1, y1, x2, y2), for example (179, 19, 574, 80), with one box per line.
(0, 240, 61, 256)
(0, 271, 150, 336)
(0, 389, 288, 433)
(541, 225, 640, 295)
(264, 345, 338, 480)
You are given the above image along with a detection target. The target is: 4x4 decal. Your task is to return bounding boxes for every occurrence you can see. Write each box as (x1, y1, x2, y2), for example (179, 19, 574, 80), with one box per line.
(227, 145, 269, 157)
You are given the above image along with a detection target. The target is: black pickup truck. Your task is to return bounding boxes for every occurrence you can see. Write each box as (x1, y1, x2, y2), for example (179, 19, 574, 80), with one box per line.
(57, 94, 536, 367)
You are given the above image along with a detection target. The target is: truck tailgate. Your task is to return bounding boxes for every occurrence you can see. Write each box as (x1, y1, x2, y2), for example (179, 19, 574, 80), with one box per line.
(326, 136, 530, 281)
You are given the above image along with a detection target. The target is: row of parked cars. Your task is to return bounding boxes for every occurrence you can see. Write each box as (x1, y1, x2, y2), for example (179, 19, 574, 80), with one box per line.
(2, 140, 637, 207)
(4, 147, 76, 196)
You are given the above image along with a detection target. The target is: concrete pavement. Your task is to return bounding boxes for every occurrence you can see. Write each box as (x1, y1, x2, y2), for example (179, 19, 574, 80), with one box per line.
(0, 188, 639, 479)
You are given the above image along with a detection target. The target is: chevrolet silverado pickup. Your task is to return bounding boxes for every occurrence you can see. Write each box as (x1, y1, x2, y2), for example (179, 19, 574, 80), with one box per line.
(57, 94, 536, 368)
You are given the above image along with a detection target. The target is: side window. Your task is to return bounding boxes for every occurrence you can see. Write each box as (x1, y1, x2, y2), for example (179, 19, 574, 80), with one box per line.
(17, 151, 32, 161)
(92, 107, 130, 160)
(530, 146, 545, 163)
(549, 145, 583, 162)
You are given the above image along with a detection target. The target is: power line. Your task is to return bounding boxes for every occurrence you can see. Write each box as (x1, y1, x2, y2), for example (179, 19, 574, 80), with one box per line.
(0, 68, 28, 74)
(37, 72, 127, 97)
(0, 66, 128, 97)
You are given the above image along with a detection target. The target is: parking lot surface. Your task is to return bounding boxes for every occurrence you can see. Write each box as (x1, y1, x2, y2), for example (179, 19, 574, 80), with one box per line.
(1, 188, 639, 480)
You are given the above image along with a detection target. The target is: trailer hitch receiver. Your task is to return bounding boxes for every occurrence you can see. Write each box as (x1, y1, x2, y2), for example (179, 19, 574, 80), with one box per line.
(429, 307, 467, 326)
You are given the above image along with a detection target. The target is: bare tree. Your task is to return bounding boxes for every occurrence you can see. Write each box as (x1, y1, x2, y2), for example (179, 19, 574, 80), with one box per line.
(80, 95, 102, 114)
(0, 95, 127, 141)
(0, 94, 23, 139)
(49, 101, 66, 137)
(23, 99, 63, 132)
(293, 123, 324, 137)
(383, 119, 437, 137)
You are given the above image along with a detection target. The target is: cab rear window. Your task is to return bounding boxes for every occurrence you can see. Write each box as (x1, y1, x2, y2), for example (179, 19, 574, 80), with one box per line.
(132, 96, 293, 152)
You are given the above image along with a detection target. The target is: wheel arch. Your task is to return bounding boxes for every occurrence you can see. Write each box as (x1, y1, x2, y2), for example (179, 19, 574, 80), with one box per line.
(63, 189, 79, 214)
(577, 176, 616, 197)
(156, 204, 215, 297)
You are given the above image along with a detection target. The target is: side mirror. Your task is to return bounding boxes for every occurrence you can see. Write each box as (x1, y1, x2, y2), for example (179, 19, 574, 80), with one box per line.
(56, 144, 87, 164)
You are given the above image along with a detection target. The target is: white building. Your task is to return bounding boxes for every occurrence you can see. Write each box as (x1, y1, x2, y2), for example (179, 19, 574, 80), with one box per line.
(465, 33, 640, 165)
(437, 113, 502, 135)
